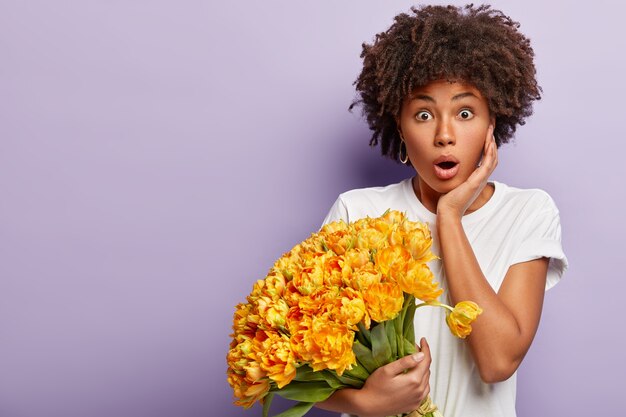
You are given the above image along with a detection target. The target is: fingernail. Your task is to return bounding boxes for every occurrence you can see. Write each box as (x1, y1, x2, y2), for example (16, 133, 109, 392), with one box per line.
(412, 352, 425, 362)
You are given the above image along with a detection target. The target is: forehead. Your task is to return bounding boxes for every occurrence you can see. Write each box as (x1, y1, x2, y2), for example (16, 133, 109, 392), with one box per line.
(409, 79, 484, 100)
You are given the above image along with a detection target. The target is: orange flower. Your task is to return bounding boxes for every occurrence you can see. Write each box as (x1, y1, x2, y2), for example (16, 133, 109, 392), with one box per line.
(227, 337, 271, 408)
(348, 262, 382, 291)
(397, 259, 443, 302)
(322, 254, 344, 287)
(355, 228, 387, 250)
(404, 222, 437, 262)
(324, 228, 353, 255)
(231, 302, 256, 340)
(374, 245, 411, 278)
(291, 315, 356, 375)
(380, 209, 405, 225)
(446, 301, 483, 339)
(333, 287, 367, 329)
(320, 220, 349, 235)
(227, 370, 268, 408)
(263, 298, 290, 329)
(362, 282, 404, 322)
(342, 248, 370, 270)
(292, 254, 324, 295)
(254, 330, 298, 389)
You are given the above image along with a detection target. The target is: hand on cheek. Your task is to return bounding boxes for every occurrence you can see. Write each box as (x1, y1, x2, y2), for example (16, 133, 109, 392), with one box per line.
(436, 124, 498, 219)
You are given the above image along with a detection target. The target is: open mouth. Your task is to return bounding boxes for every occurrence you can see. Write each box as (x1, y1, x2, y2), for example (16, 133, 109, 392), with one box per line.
(436, 161, 458, 170)
(433, 158, 460, 180)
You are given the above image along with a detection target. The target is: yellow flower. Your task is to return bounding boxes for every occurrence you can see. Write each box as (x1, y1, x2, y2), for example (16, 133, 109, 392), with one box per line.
(324, 228, 353, 255)
(446, 301, 483, 339)
(322, 254, 343, 287)
(404, 221, 438, 263)
(231, 302, 256, 339)
(320, 219, 349, 235)
(397, 259, 443, 302)
(263, 272, 288, 299)
(374, 245, 411, 278)
(227, 339, 271, 408)
(263, 299, 290, 329)
(342, 248, 370, 270)
(351, 217, 373, 232)
(348, 262, 382, 291)
(254, 330, 298, 389)
(333, 287, 367, 329)
(292, 254, 324, 295)
(362, 282, 404, 322)
(298, 235, 326, 256)
(244, 361, 266, 383)
(273, 250, 301, 281)
(297, 287, 336, 314)
(380, 209, 405, 225)
(292, 315, 356, 375)
(355, 228, 387, 250)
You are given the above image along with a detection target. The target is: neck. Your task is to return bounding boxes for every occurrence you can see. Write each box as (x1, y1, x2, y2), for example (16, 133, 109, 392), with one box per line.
(412, 176, 495, 215)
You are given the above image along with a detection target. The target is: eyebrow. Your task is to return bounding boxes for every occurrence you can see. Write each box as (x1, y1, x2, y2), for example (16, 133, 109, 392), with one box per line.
(411, 92, 479, 103)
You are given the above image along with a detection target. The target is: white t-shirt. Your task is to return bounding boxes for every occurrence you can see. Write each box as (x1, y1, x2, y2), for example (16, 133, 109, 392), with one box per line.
(321, 177, 568, 417)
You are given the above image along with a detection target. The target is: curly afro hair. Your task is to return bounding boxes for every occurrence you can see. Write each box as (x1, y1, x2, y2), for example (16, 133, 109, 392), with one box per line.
(349, 4, 542, 163)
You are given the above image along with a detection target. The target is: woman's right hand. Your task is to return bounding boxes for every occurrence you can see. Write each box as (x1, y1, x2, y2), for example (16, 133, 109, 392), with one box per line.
(355, 337, 432, 417)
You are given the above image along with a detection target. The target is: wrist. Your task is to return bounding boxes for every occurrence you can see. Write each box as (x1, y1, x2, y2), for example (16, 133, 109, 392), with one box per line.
(352, 386, 375, 417)
(436, 210, 463, 227)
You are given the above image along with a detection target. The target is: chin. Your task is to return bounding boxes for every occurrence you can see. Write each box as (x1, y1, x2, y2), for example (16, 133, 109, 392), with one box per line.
(419, 176, 463, 195)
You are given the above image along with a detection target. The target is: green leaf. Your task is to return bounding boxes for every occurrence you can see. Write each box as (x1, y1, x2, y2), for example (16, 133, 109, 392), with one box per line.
(272, 402, 315, 417)
(403, 296, 417, 344)
(371, 322, 392, 367)
(386, 316, 398, 360)
(293, 365, 328, 383)
(275, 381, 336, 402)
(352, 341, 377, 373)
(262, 393, 274, 417)
(342, 360, 370, 381)
(356, 322, 372, 346)
(317, 370, 346, 390)
(403, 338, 417, 355)
(331, 372, 365, 388)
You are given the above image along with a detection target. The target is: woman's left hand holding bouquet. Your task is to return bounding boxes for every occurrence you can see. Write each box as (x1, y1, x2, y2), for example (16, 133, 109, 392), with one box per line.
(316, 338, 432, 417)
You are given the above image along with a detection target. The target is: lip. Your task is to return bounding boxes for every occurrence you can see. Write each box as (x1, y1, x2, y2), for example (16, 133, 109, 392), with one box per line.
(433, 154, 460, 180)
(433, 155, 460, 165)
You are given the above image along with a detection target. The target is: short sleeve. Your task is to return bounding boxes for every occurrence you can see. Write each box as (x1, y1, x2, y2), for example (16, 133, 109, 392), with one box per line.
(319, 196, 349, 230)
(510, 198, 568, 291)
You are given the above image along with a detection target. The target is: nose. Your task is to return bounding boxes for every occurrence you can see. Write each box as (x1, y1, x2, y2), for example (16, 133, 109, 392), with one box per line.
(435, 120, 455, 146)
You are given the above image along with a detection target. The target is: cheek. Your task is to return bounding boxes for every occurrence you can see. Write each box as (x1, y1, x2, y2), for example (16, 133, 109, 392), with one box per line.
(467, 135, 487, 165)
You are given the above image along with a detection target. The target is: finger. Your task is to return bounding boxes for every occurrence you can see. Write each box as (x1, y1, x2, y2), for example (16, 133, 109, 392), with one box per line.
(407, 338, 431, 376)
(385, 351, 425, 375)
(486, 135, 498, 171)
(478, 126, 494, 167)
(415, 337, 429, 358)
(478, 134, 497, 175)
(485, 125, 494, 150)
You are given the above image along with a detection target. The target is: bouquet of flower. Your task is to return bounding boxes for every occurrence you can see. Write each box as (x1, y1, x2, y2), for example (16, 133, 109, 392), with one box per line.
(227, 210, 482, 417)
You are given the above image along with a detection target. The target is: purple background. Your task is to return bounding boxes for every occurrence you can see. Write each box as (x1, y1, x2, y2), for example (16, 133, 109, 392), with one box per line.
(1, 1, 623, 416)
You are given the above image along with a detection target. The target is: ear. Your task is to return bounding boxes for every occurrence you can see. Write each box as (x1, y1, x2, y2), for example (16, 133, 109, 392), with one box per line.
(395, 116, 402, 136)
(489, 115, 496, 129)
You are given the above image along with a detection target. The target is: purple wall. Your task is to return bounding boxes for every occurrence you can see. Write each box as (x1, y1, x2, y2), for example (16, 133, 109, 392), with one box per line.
(1, 1, 623, 416)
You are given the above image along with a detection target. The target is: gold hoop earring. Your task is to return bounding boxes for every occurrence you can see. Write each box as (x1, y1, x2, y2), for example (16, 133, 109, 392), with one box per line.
(399, 141, 409, 164)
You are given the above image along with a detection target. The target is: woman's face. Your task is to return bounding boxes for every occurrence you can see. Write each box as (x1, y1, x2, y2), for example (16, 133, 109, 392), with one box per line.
(397, 79, 494, 195)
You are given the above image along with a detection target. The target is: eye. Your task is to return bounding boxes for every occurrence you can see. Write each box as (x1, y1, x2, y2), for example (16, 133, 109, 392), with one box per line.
(416, 111, 432, 121)
(458, 109, 474, 120)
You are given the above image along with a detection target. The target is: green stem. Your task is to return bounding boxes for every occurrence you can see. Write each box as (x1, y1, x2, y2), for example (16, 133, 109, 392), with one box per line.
(415, 300, 454, 312)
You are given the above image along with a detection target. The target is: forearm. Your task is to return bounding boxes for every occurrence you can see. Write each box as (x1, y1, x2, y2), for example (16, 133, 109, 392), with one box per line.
(316, 388, 367, 416)
(437, 214, 524, 381)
